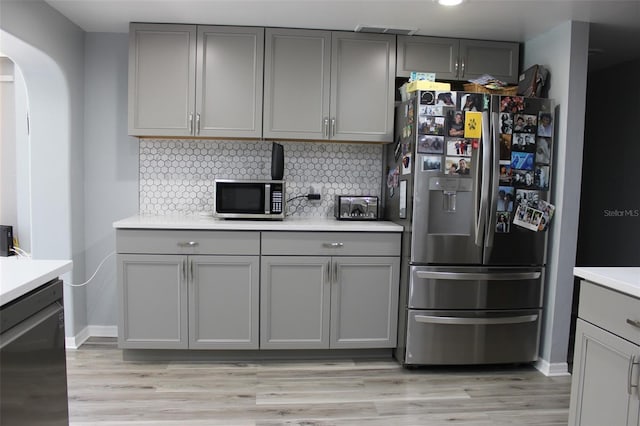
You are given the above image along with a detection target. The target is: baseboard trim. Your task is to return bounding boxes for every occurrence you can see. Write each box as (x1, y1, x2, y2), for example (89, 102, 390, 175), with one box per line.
(534, 358, 570, 376)
(65, 326, 90, 349)
(65, 325, 117, 349)
(88, 325, 118, 338)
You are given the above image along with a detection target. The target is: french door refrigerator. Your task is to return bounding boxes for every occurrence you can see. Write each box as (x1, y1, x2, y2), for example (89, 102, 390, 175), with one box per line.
(385, 90, 555, 365)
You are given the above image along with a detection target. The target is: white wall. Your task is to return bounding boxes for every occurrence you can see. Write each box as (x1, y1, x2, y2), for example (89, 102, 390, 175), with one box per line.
(523, 21, 589, 373)
(0, 58, 17, 228)
(0, 58, 32, 253)
(83, 33, 139, 329)
(0, 0, 87, 338)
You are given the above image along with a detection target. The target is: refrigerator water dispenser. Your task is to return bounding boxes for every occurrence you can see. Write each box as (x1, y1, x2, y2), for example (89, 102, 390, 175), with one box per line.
(427, 177, 473, 235)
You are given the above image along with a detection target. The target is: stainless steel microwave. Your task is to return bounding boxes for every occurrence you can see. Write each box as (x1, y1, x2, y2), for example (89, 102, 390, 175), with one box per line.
(214, 179, 285, 220)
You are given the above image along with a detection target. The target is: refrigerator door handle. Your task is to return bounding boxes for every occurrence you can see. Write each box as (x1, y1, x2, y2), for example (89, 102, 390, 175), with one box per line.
(415, 270, 541, 281)
(485, 111, 501, 248)
(476, 110, 491, 246)
(414, 314, 539, 326)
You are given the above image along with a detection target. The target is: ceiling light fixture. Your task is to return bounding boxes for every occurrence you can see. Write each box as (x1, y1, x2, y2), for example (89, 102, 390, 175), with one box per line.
(436, 0, 464, 6)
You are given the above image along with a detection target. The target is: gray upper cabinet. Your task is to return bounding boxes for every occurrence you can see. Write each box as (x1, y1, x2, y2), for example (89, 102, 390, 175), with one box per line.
(330, 32, 396, 142)
(196, 26, 263, 138)
(397, 35, 520, 84)
(128, 23, 264, 138)
(264, 29, 395, 142)
(263, 28, 331, 140)
(397, 36, 459, 80)
(128, 24, 196, 137)
(459, 39, 520, 84)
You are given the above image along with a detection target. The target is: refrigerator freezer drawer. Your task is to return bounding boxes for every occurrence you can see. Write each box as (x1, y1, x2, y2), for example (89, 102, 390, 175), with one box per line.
(404, 309, 541, 365)
(408, 266, 543, 310)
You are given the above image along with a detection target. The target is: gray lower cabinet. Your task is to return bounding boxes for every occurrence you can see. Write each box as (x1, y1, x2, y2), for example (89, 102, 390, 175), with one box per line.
(117, 229, 401, 352)
(118, 254, 188, 349)
(117, 230, 260, 350)
(260, 232, 401, 350)
(188, 256, 259, 349)
(263, 29, 395, 142)
(260, 256, 331, 349)
(128, 23, 263, 138)
(569, 280, 640, 426)
(396, 35, 520, 84)
(330, 257, 400, 349)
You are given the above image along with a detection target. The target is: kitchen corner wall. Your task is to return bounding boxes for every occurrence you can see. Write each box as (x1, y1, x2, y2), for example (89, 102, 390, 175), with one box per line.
(139, 139, 383, 217)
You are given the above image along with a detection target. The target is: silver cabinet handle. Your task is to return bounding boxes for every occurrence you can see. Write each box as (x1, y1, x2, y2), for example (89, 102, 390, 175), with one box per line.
(331, 118, 336, 137)
(196, 113, 201, 135)
(189, 259, 194, 283)
(460, 60, 465, 78)
(181, 259, 187, 283)
(628, 355, 639, 396)
(323, 117, 329, 137)
(415, 270, 541, 281)
(323, 242, 344, 248)
(188, 113, 194, 134)
(627, 319, 640, 329)
(414, 314, 538, 326)
(177, 241, 199, 248)
(454, 60, 459, 78)
(326, 262, 331, 286)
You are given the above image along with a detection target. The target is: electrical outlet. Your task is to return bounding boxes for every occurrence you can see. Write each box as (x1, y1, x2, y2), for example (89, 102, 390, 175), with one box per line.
(308, 185, 322, 205)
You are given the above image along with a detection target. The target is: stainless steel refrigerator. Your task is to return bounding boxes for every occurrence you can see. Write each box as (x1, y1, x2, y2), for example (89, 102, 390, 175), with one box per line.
(385, 90, 555, 365)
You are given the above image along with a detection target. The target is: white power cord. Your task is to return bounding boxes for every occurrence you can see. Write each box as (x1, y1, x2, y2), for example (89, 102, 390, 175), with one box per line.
(10, 246, 31, 258)
(66, 251, 116, 287)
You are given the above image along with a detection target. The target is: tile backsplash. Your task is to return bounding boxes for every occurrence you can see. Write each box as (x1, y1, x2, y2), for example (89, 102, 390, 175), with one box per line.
(139, 140, 383, 218)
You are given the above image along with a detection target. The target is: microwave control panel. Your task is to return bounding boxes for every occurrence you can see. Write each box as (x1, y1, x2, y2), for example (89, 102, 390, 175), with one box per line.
(271, 184, 283, 214)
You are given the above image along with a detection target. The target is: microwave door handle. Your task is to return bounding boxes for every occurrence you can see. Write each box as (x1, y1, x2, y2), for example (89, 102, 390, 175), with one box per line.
(485, 112, 501, 248)
(264, 184, 271, 214)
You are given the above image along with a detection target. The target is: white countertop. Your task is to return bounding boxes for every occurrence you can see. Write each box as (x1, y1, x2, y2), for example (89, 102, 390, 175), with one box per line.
(0, 257, 73, 305)
(574, 267, 640, 299)
(113, 215, 404, 232)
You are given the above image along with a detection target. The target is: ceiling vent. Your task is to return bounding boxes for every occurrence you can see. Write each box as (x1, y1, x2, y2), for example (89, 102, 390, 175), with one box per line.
(354, 25, 418, 36)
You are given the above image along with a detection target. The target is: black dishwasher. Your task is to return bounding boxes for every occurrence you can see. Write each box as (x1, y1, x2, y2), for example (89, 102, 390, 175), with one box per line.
(0, 278, 69, 425)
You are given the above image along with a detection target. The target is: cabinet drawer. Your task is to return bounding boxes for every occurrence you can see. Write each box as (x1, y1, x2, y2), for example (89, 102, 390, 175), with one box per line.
(116, 229, 260, 255)
(261, 232, 400, 256)
(579, 280, 640, 345)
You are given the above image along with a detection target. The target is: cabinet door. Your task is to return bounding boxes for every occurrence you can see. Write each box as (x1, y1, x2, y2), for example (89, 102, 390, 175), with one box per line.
(263, 28, 331, 140)
(196, 26, 264, 138)
(569, 319, 640, 426)
(396, 35, 459, 79)
(128, 23, 196, 136)
(188, 256, 259, 349)
(330, 32, 396, 142)
(330, 257, 400, 348)
(459, 39, 520, 84)
(260, 256, 331, 349)
(117, 254, 188, 349)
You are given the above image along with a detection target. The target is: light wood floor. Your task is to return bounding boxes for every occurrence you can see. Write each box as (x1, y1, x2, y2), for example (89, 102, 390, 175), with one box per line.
(66, 338, 572, 426)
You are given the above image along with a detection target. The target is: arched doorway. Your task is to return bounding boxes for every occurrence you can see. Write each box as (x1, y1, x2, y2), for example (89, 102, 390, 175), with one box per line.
(1, 29, 80, 340)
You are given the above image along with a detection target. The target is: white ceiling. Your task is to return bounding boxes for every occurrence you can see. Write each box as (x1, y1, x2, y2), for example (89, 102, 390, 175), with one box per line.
(45, 0, 640, 71)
